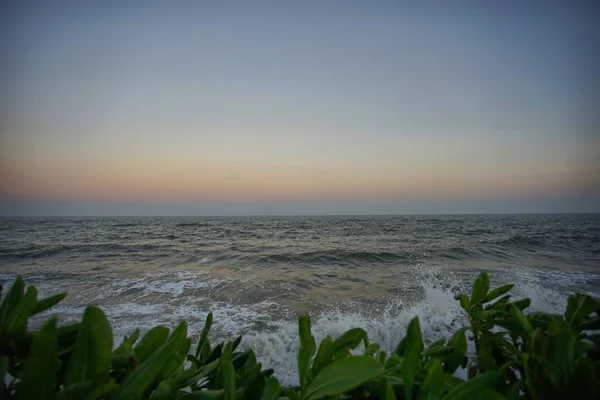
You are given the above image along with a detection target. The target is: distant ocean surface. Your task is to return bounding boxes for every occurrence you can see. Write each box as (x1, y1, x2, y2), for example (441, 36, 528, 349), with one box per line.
(1, 214, 600, 385)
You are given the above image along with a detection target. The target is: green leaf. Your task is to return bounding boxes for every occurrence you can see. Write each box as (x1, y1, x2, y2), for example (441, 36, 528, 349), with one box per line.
(65, 306, 113, 386)
(196, 312, 213, 360)
(565, 294, 600, 324)
(365, 343, 380, 356)
(471, 272, 490, 304)
(444, 327, 468, 374)
(304, 355, 384, 400)
(261, 377, 282, 400)
(2, 286, 37, 336)
(298, 315, 316, 392)
(312, 328, 366, 374)
(454, 294, 471, 313)
(484, 295, 511, 310)
(512, 298, 531, 311)
(510, 304, 533, 333)
(443, 374, 465, 391)
(114, 329, 140, 358)
(231, 335, 242, 352)
(402, 317, 423, 399)
(160, 322, 191, 380)
(444, 371, 499, 400)
(152, 366, 200, 400)
(135, 326, 170, 364)
(179, 389, 225, 400)
(481, 284, 514, 304)
(376, 377, 395, 400)
(116, 334, 185, 400)
(285, 388, 302, 400)
(221, 342, 236, 400)
(55, 381, 95, 400)
(420, 358, 443, 400)
(421, 345, 454, 358)
(18, 319, 59, 400)
(476, 389, 506, 400)
(528, 312, 560, 331)
(547, 318, 576, 391)
(32, 292, 67, 315)
(0, 275, 24, 324)
(313, 336, 333, 370)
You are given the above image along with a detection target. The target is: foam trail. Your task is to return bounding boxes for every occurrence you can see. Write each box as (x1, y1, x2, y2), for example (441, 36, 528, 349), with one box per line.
(242, 265, 467, 387)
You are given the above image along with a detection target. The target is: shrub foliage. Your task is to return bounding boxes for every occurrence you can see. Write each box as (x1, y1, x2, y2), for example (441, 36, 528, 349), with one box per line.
(1, 273, 599, 399)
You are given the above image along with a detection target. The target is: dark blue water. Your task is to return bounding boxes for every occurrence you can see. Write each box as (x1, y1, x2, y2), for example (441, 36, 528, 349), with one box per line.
(1, 214, 599, 385)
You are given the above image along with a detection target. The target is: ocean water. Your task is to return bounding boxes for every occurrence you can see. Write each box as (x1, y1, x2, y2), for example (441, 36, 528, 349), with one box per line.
(1, 214, 599, 385)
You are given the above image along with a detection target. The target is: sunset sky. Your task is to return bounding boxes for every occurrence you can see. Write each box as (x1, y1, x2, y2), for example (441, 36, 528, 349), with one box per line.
(1, 2, 599, 216)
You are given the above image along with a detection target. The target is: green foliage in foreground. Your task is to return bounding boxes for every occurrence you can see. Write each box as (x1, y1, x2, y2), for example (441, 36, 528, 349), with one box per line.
(1, 274, 599, 399)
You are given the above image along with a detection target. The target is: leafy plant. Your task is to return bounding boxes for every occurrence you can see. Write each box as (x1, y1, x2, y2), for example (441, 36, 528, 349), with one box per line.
(0, 273, 598, 399)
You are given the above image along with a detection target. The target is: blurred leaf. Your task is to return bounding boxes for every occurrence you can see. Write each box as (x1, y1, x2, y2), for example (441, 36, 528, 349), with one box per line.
(160, 322, 191, 380)
(304, 356, 384, 400)
(476, 389, 506, 400)
(196, 312, 213, 363)
(314, 336, 332, 369)
(422, 345, 454, 358)
(365, 343, 380, 356)
(528, 312, 560, 331)
(65, 306, 113, 386)
(403, 317, 423, 399)
(114, 329, 140, 357)
(0, 275, 24, 324)
(32, 292, 67, 315)
(444, 328, 468, 374)
(454, 294, 471, 313)
(568, 357, 599, 400)
(548, 318, 576, 391)
(18, 319, 59, 400)
(510, 304, 533, 333)
(565, 294, 600, 324)
(481, 284, 514, 304)
(135, 326, 169, 364)
(512, 298, 531, 311)
(471, 273, 490, 304)
(179, 389, 225, 400)
(231, 335, 242, 352)
(3, 286, 37, 336)
(221, 342, 236, 400)
(232, 349, 253, 371)
(376, 377, 395, 400)
(443, 374, 466, 391)
(312, 328, 366, 374)
(420, 358, 443, 400)
(285, 389, 302, 400)
(116, 334, 184, 400)
(152, 366, 199, 400)
(484, 295, 511, 310)
(55, 381, 95, 400)
(261, 377, 282, 400)
(298, 315, 316, 392)
(206, 343, 224, 365)
(444, 371, 499, 400)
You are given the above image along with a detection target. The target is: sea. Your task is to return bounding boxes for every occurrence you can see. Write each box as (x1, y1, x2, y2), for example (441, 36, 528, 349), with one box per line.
(1, 214, 599, 385)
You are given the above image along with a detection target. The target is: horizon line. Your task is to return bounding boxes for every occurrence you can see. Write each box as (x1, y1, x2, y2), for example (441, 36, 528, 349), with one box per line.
(1, 212, 599, 218)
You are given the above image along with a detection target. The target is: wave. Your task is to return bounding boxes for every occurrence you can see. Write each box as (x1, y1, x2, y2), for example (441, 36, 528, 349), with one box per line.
(256, 250, 412, 265)
(495, 235, 544, 247)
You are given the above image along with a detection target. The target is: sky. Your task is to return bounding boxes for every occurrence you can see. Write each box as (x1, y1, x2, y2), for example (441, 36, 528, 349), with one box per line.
(1, 1, 599, 216)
